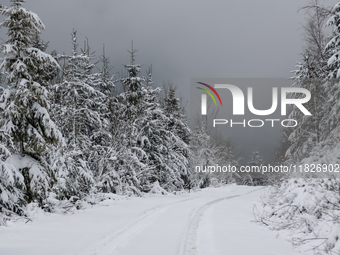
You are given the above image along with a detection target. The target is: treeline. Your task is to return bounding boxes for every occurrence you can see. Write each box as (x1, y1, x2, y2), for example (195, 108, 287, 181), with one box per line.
(0, 0, 243, 220)
(278, 0, 340, 165)
(260, 1, 340, 254)
(0, 0, 193, 217)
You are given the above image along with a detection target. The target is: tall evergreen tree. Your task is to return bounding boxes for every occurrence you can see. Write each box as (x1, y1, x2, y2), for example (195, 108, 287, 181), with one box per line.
(162, 82, 190, 186)
(287, 53, 326, 162)
(0, 0, 62, 207)
(323, 3, 340, 142)
(213, 134, 239, 184)
(190, 117, 216, 188)
(325, 2, 340, 79)
(286, 2, 329, 163)
(98, 45, 115, 96)
(111, 46, 190, 193)
(109, 45, 145, 194)
(137, 84, 189, 191)
(0, 0, 62, 156)
(163, 82, 190, 144)
(52, 30, 107, 198)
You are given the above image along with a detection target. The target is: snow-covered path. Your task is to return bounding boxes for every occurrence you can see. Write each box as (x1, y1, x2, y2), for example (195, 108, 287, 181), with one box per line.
(0, 185, 304, 255)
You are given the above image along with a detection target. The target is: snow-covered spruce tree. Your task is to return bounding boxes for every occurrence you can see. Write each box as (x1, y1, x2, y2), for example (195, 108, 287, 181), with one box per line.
(287, 52, 327, 163)
(212, 134, 239, 184)
(190, 116, 217, 188)
(53, 30, 112, 199)
(163, 82, 182, 117)
(322, 2, 340, 143)
(286, 2, 329, 164)
(112, 48, 189, 193)
(138, 70, 189, 192)
(29, 33, 58, 87)
(162, 82, 190, 143)
(118, 46, 146, 119)
(97, 45, 115, 96)
(162, 81, 190, 187)
(71, 44, 122, 195)
(286, 1, 340, 167)
(82, 42, 120, 195)
(325, 2, 340, 80)
(107, 46, 144, 195)
(0, 0, 62, 206)
(291, 1, 340, 168)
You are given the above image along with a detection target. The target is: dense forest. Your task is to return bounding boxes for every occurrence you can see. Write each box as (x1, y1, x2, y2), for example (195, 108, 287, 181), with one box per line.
(0, 0, 241, 220)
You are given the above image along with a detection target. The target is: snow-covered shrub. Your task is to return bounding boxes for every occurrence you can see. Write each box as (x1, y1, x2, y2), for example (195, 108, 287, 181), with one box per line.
(257, 178, 340, 254)
(0, 145, 25, 216)
(6, 155, 50, 206)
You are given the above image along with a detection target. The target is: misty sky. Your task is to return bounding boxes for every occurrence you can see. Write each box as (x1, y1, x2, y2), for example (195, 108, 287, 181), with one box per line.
(0, 0, 336, 163)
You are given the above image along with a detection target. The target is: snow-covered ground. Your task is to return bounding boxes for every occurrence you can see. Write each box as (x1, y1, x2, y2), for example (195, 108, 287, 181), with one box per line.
(0, 185, 307, 255)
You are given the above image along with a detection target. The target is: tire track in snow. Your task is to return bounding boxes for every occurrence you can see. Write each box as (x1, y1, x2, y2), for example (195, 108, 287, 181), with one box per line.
(79, 197, 197, 255)
(179, 188, 263, 255)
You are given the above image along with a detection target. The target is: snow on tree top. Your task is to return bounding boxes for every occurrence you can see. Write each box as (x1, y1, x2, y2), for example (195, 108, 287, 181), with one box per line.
(0, 5, 45, 32)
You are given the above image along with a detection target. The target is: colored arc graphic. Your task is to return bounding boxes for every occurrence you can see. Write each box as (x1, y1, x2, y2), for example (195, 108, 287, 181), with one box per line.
(196, 82, 223, 106)
(196, 87, 217, 106)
